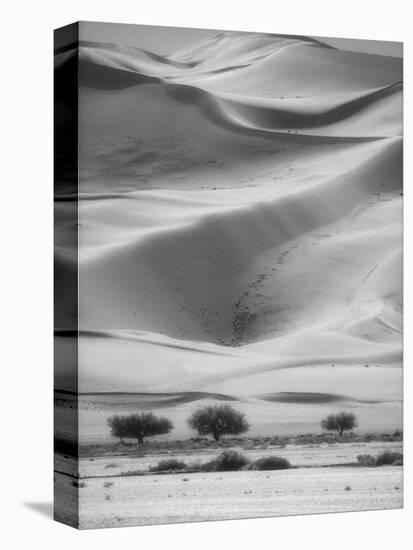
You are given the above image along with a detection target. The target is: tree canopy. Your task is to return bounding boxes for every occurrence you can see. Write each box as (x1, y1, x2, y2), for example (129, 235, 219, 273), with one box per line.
(321, 412, 357, 437)
(188, 404, 249, 441)
(108, 412, 173, 444)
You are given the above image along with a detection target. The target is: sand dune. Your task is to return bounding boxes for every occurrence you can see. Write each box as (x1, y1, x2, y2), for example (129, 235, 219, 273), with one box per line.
(62, 34, 402, 97)
(257, 392, 388, 404)
(55, 32, 402, 434)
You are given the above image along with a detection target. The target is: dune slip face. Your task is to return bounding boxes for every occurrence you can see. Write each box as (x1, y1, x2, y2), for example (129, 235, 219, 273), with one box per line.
(54, 22, 403, 529)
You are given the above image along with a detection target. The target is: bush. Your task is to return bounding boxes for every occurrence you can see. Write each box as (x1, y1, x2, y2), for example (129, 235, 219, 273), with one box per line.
(375, 451, 403, 466)
(149, 459, 188, 472)
(248, 456, 291, 470)
(357, 454, 376, 466)
(211, 450, 250, 471)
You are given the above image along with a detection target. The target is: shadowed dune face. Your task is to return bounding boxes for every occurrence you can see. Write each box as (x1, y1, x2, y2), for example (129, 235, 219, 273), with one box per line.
(257, 392, 382, 405)
(55, 29, 402, 435)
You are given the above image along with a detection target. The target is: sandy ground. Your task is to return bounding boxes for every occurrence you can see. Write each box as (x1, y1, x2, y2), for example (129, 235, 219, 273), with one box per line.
(55, 465, 402, 529)
(54, 440, 403, 528)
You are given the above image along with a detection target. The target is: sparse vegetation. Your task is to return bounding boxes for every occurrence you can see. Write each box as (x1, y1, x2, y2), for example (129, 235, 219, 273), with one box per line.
(187, 405, 249, 441)
(357, 454, 376, 466)
(375, 451, 403, 466)
(108, 412, 173, 445)
(248, 456, 291, 470)
(321, 412, 357, 437)
(201, 450, 250, 471)
(149, 459, 188, 472)
(103, 481, 114, 488)
(357, 451, 403, 466)
(213, 450, 250, 471)
(187, 450, 251, 472)
(76, 431, 402, 459)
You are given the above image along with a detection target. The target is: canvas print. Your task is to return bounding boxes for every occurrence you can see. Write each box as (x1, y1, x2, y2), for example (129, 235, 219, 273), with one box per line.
(54, 22, 403, 529)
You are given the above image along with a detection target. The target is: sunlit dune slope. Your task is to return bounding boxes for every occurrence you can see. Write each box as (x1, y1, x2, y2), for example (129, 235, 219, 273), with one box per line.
(55, 32, 402, 411)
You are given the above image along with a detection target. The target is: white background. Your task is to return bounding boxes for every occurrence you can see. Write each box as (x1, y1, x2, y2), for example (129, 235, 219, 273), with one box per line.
(2, 0, 410, 548)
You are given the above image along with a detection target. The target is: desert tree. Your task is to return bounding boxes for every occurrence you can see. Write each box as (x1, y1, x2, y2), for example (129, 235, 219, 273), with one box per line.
(321, 412, 357, 437)
(107, 415, 129, 444)
(108, 412, 173, 444)
(187, 404, 249, 442)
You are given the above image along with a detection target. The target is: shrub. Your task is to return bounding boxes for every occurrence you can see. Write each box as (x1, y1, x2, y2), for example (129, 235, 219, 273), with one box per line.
(248, 456, 291, 470)
(375, 451, 403, 466)
(211, 450, 250, 471)
(357, 454, 376, 466)
(149, 459, 188, 472)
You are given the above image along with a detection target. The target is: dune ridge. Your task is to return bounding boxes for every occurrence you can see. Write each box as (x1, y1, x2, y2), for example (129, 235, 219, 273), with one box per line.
(55, 32, 402, 416)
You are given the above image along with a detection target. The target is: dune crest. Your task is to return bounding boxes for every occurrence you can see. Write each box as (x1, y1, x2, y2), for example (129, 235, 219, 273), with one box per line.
(55, 31, 402, 413)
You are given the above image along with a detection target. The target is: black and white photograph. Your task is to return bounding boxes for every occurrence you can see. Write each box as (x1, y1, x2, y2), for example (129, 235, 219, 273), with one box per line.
(53, 20, 403, 529)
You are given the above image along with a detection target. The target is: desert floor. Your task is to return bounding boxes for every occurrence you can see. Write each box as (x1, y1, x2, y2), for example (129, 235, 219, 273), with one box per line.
(76, 467, 402, 528)
(54, 439, 403, 528)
